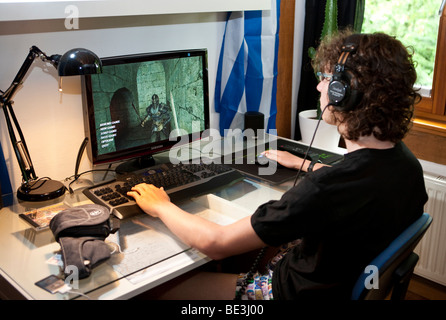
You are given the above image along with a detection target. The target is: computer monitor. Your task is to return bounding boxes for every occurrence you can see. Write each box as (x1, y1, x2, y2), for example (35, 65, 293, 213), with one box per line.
(81, 49, 209, 173)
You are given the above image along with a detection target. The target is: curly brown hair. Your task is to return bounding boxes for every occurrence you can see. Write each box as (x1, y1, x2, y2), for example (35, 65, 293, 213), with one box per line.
(312, 30, 421, 143)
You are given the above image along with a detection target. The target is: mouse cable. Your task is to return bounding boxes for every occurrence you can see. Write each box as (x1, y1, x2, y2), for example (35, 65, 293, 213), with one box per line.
(293, 104, 330, 186)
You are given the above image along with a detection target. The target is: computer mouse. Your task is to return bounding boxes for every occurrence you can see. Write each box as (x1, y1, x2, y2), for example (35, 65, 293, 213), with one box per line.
(255, 153, 267, 165)
(255, 154, 282, 168)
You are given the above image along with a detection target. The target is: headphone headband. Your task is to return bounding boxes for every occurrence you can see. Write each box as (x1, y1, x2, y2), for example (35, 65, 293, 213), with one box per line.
(328, 35, 362, 111)
(336, 43, 357, 68)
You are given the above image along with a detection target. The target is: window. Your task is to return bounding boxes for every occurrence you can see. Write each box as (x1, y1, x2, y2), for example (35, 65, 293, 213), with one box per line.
(363, 0, 446, 136)
(362, 0, 440, 90)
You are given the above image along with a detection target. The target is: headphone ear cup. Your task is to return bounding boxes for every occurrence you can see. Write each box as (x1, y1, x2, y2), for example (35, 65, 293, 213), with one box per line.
(328, 71, 347, 108)
(329, 69, 362, 112)
(341, 69, 362, 111)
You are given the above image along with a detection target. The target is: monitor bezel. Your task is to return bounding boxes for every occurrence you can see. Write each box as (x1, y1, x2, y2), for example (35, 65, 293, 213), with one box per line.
(81, 48, 210, 167)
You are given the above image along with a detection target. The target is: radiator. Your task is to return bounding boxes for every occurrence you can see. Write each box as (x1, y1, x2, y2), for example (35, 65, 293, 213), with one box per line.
(414, 173, 446, 286)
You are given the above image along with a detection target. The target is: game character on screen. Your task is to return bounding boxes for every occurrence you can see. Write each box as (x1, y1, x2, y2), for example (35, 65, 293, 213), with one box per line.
(141, 94, 172, 140)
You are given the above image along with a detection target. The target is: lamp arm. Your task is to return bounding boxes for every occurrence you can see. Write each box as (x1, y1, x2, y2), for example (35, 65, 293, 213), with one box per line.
(2, 102, 37, 184)
(1, 46, 54, 103)
(0, 46, 51, 185)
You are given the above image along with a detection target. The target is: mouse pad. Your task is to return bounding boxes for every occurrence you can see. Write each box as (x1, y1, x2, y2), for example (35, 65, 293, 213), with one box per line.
(222, 139, 344, 185)
(222, 144, 302, 185)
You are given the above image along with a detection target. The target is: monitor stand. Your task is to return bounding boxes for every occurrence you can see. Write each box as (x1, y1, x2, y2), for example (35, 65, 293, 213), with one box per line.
(115, 155, 156, 174)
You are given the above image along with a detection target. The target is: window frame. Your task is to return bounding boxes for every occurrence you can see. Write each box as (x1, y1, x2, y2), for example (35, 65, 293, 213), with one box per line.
(412, 5, 446, 137)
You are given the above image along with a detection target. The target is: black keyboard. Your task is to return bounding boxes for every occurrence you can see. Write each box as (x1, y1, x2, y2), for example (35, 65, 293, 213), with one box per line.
(83, 162, 244, 219)
(276, 138, 344, 165)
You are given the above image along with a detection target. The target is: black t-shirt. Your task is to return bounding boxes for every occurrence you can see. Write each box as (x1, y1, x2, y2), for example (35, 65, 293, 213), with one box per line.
(251, 142, 428, 300)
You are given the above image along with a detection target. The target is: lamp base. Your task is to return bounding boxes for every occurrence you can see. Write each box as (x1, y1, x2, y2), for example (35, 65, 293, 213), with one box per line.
(17, 179, 66, 202)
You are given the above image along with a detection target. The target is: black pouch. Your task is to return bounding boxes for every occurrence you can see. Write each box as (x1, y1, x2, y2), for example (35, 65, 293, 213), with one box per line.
(50, 204, 119, 241)
(49, 204, 120, 279)
(59, 236, 111, 279)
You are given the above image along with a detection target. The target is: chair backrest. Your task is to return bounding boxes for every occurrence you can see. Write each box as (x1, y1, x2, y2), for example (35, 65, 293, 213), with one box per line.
(351, 212, 432, 300)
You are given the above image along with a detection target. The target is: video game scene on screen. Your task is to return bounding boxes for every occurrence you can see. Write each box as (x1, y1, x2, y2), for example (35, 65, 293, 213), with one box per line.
(90, 55, 206, 156)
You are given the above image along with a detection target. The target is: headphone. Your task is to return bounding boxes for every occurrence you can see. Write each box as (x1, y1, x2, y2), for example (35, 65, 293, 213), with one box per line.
(328, 35, 363, 111)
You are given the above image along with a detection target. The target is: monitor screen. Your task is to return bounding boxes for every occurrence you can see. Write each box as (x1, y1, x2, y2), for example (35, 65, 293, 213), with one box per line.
(81, 49, 209, 172)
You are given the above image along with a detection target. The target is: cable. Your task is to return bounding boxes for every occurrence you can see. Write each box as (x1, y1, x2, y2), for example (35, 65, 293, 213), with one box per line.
(235, 246, 268, 300)
(66, 289, 92, 300)
(65, 168, 115, 182)
(107, 240, 139, 255)
(293, 104, 331, 186)
(102, 163, 113, 181)
(21, 176, 61, 192)
(67, 168, 116, 194)
(74, 137, 89, 180)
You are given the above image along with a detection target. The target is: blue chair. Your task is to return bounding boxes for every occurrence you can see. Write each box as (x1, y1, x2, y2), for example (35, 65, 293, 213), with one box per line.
(351, 212, 433, 300)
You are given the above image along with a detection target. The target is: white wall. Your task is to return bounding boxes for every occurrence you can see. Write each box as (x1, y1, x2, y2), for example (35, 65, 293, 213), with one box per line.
(0, 0, 271, 21)
(291, 0, 306, 140)
(0, 13, 228, 192)
(0, 3, 309, 194)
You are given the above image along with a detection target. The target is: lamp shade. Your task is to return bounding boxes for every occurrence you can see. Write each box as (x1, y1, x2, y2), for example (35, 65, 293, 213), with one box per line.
(57, 48, 102, 76)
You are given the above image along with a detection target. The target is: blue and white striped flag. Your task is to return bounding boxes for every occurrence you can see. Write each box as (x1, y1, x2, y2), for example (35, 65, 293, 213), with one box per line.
(215, 0, 281, 136)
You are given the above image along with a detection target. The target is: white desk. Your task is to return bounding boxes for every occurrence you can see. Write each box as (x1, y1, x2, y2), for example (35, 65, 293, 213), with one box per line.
(0, 136, 294, 300)
(0, 134, 343, 300)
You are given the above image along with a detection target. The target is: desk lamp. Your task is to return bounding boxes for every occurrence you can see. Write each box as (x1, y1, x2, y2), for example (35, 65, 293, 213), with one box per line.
(0, 46, 102, 201)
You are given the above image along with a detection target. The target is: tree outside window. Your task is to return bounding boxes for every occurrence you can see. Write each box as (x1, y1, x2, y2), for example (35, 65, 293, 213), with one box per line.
(362, 0, 441, 90)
